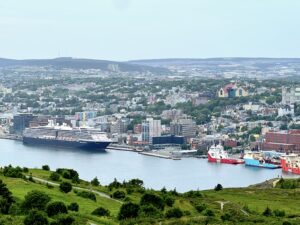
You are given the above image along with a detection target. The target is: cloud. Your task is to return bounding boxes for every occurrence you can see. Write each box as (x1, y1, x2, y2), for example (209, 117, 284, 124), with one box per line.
(112, 0, 131, 10)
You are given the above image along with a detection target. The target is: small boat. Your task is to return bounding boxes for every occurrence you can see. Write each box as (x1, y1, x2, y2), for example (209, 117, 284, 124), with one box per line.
(243, 151, 282, 169)
(207, 144, 244, 164)
(281, 154, 300, 175)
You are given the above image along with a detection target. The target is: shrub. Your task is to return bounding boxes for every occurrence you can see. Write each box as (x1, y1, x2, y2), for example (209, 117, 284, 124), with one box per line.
(68, 202, 79, 212)
(59, 182, 72, 193)
(164, 196, 175, 207)
(24, 210, 48, 225)
(23, 167, 29, 173)
(165, 207, 183, 218)
(51, 214, 74, 225)
(42, 165, 50, 171)
(126, 178, 144, 188)
(91, 177, 100, 186)
(22, 190, 51, 211)
(3, 165, 24, 178)
(112, 190, 126, 199)
(49, 172, 60, 181)
(204, 209, 215, 217)
(76, 191, 96, 201)
(140, 205, 162, 218)
(140, 193, 165, 210)
(262, 207, 272, 217)
(108, 178, 122, 190)
(118, 202, 140, 220)
(92, 207, 110, 217)
(274, 209, 285, 217)
(183, 190, 203, 198)
(282, 222, 292, 225)
(0, 179, 14, 214)
(56, 168, 79, 183)
(195, 203, 207, 213)
(214, 184, 223, 191)
(46, 201, 68, 217)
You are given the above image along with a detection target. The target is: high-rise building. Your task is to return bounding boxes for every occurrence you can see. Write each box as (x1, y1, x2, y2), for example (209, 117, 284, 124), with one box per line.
(141, 118, 161, 144)
(13, 113, 35, 135)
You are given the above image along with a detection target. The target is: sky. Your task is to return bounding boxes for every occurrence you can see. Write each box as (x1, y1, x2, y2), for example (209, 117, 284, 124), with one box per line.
(0, 0, 300, 61)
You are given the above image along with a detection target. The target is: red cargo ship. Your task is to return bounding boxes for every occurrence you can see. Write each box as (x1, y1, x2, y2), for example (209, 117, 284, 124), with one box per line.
(281, 154, 300, 175)
(207, 144, 244, 165)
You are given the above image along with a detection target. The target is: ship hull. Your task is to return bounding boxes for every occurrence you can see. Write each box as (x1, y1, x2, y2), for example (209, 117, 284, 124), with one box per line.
(281, 159, 300, 175)
(208, 154, 244, 164)
(244, 158, 281, 169)
(23, 137, 111, 151)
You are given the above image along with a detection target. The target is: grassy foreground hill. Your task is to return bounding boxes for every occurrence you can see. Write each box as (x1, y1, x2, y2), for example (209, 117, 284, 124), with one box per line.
(0, 165, 300, 225)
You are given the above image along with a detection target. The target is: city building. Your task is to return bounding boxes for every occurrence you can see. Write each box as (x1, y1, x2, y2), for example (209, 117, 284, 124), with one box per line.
(13, 113, 35, 135)
(218, 83, 248, 98)
(152, 135, 185, 145)
(282, 87, 300, 104)
(141, 118, 161, 144)
(170, 118, 196, 138)
(262, 130, 300, 153)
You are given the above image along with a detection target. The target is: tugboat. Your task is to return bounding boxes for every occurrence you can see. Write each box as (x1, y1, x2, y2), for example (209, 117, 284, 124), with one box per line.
(207, 144, 244, 164)
(243, 151, 282, 169)
(281, 154, 300, 175)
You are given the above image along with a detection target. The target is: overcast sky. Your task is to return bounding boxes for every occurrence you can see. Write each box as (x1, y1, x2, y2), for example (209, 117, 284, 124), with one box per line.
(0, 0, 299, 61)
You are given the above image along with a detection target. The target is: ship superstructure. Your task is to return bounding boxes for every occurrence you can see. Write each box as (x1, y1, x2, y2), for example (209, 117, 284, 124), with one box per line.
(23, 120, 112, 151)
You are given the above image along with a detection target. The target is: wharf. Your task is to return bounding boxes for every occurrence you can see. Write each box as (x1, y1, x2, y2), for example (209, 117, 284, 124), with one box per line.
(139, 151, 172, 159)
(0, 135, 22, 141)
(107, 144, 137, 152)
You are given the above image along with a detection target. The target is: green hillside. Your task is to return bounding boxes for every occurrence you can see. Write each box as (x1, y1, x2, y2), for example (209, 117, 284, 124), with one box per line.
(0, 165, 300, 225)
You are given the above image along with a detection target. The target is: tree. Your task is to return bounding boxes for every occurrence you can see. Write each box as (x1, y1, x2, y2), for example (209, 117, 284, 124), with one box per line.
(249, 135, 256, 142)
(51, 215, 74, 225)
(140, 193, 165, 210)
(0, 180, 14, 214)
(46, 201, 68, 217)
(165, 207, 183, 218)
(24, 210, 48, 225)
(59, 182, 72, 193)
(68, 202, 79, 212)
(118, 202, 140, 220)
(92, 207, 110, 217)
(91, 177, 100, 186)
(22, 190, 51, 211)
(214, 184, 223, 191)
(49, 172, 60, 181)
(112, 190, 126, 199)
(42, 165, 50, 171)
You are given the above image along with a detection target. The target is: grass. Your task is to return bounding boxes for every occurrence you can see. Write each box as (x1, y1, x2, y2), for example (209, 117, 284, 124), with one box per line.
(2, 167, 300, 225)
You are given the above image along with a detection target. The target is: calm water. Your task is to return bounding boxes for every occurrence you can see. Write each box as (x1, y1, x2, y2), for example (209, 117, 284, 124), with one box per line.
(0, 139, 298, 192)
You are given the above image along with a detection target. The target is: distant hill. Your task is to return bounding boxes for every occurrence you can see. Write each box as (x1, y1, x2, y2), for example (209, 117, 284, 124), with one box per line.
(128, 57, 300, 69)
(0, 57, 169, 74)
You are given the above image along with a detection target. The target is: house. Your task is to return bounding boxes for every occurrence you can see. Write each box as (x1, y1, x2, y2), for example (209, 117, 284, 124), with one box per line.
(218, 83, 248, 98)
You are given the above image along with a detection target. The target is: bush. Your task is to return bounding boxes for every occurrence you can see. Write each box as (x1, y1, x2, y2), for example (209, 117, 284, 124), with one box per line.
(0, 179, 14, 214)
(46, 201, 68, 217)
(108, 178, 122, 190)
(23, 167, 29, 173)
(50, 214, 74, 225)
(24, 210, 48, 225)
(140, 193, 165, 210)
(112, 190, 126, 199)
(195, 203, 207, 213)
(22, 190, 51, 211)
(92, 207, 110, 217)
(42, 165, 50, 171)
(3, 165, 24, 178)
(214, 184, 223, 191)
(165, 208, 183, 218)
(204, 209, 215, 217)
(49, 172, 60, 182)
(282, 222, 292, 225)
(118, 202, 140, 220)
(274, 209, 285, 217)
(140, 205, 162, 218)
(164, 196, 175, 207)
(56, 168, 79, 183)
(91, 177, 100, 186)
(68, 202, 79, 212)
(59, 182, 72, 193)
(76, 191, 96, 201)
(262, 207, 272, 217)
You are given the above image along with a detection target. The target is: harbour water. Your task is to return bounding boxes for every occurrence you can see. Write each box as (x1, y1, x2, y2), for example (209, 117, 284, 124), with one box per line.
(0, 139, 298, 192)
